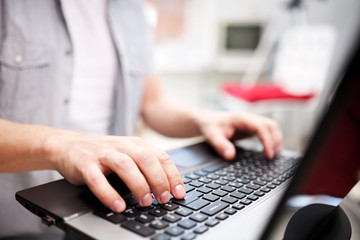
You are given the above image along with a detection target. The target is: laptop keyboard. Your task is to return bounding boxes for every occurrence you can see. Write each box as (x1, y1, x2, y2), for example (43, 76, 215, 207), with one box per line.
(94, 149, 299, 240)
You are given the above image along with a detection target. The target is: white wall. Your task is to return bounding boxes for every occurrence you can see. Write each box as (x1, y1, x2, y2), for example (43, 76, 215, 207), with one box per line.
(154, 0, 287, 73)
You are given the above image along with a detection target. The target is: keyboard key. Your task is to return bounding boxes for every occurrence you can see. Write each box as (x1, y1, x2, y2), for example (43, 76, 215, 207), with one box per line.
(246, 183, 261, 190)
(150, 219, 169, 230)
(203, 162, 228, 172)
(253, 179, 267, 186)
(202, 194, 219, 202)
(136, 205, 154, 212)
(186, 173, 200, 180)
(173, 191, 202, 206)
(190, 212, 208, 222)
(121, 220, 155, 237)
(93, 209, 126, 224)
(161, 202, 179, 211)
(163, 213, 181, 223)
(232, 203, 245, 210)
(207, 173, 220, 180)
(215, 179, 228, 185)
(178, 219, 197, 229)
(136, 213, 154, 224)
(213, 189, 227, 197)
(175, 207, 193, 217)
(261, 187, 271, 193)
(194, 170, 208, 176)
(224, 208, 237, 215)
(165, 226, 184, 236)
(223, 176, 236, 181)
(197, 186, 212, 194)
(200, 201, 229, 216)
(240, 199, 252, 205)
(198, 177, 212, 184)
(149, 207, 167, 217)
(221, 196, 238, 204)
(151, 233, 171, 240)
(230, 192, 245, 199)
(247, 195, 259, 201)
(254, 191, 265, 197)
(229, 182, 243, 188)
(122, 208, 141, 218)
(205, 218, 219, 227)
(206, 182, 221, 189)
(215, 170, 228, 176)
(221, 185, 235, 192)
(181, 177, 192, 184)
(194, 224, 209, 234)
(189, 180, 204, 188)
(186, 198, 210, 211)
(181, 232, 197, 240)
(237, 178, 251, 184)
(184, 184, 195, 192)
(238, 187, 253, 195)
(216, 213, 228, 220)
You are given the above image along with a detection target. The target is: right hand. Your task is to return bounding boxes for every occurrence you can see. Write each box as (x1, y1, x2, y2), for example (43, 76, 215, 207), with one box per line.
(45, 132, 186, 213)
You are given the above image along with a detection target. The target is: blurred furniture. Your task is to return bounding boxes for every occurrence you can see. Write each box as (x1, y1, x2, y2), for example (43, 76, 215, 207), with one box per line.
(220, 24, 337, 150)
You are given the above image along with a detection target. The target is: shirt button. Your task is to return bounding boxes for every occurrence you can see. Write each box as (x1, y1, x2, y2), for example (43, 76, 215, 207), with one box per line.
(14, 55, 22, 64)
(65, 49, 72, 56)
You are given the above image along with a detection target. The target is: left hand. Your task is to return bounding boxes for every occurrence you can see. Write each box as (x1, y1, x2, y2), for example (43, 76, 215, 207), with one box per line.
(196, 111, 283, 160)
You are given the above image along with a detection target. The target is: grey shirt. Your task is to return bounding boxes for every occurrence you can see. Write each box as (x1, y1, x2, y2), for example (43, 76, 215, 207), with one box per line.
(0, 0, 153, 237)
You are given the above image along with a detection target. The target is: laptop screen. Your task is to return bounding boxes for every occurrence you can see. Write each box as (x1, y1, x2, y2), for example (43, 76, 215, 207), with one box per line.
(261, 25, 360, 239)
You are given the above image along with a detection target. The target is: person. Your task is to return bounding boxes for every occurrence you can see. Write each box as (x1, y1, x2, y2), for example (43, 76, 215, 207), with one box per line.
(0, 0, 282, 239)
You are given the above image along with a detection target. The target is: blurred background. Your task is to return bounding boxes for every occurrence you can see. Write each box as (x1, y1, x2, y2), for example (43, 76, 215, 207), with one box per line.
(137, 0, 360, 160)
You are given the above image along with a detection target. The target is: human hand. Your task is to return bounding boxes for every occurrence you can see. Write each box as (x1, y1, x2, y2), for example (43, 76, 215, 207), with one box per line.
(45, 132, 185, 213)
(196, 111, 283, 160)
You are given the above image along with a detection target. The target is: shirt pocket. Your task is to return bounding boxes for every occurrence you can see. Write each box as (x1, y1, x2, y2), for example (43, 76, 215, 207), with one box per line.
(0, 39, 51, 123)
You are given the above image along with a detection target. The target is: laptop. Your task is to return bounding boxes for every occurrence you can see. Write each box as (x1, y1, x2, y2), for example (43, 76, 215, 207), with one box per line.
(16, 12, 360, 240)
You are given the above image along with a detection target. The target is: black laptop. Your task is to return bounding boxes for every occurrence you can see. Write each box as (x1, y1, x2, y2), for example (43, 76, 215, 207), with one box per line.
(16, 14, 360, 240)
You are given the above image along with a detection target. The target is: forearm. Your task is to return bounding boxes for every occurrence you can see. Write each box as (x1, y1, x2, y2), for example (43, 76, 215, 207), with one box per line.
(0, 118, 62, 172)
(142, 95, 205, 138)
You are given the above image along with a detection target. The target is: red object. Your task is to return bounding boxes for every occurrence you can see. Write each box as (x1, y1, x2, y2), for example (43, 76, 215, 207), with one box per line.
(222, 84, 315, 103)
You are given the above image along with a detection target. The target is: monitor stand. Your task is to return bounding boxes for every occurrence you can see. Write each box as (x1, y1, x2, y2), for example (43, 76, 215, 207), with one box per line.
(284, 203, 351, 240)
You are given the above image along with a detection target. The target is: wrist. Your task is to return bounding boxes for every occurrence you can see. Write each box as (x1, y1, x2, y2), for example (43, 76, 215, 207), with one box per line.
(189, 108, 212, 135)
(37, 127, 77, 171)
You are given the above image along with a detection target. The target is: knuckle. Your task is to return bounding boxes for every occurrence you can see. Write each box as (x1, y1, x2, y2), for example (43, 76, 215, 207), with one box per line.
(167, 171, 182, 183)
(113, 154, 133, 170)
(84, 170, 102, 188)
(158, 152, 171, 164)
(140, 151, 155, 165)
(132, 180, 150, 194)
(155, 176, 169, 188)
(131, 136, 145, 145)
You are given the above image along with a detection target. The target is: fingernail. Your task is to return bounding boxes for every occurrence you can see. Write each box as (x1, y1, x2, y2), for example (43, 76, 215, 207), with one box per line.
(224, 149, 233, 159)
(174, 184, 186, 199)
(141, 193, 153, 206)
(269, 149, 274, 159)
(112, 200, 124, 213)
(159, 191, 170, 204)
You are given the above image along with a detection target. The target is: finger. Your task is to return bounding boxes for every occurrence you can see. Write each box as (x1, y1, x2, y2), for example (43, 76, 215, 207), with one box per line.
(151, 150, 185, 200)
(256, 124, 274, 159)
(129, 146, 172, 204)
(203, 125, 236, 160)
(101, 152, 153, 207)
(83, 164, 125, 213)
(266, 120, 283, 154)
(234, 115, 274, 159)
